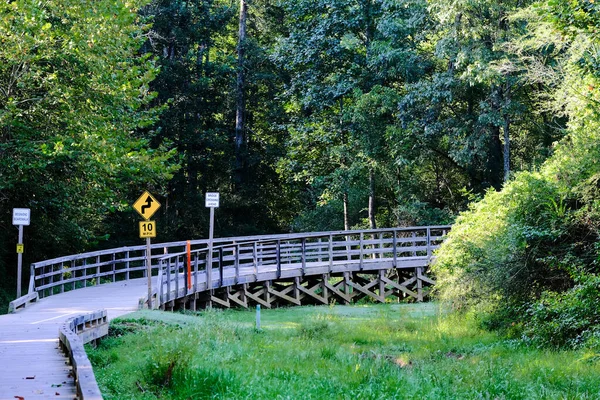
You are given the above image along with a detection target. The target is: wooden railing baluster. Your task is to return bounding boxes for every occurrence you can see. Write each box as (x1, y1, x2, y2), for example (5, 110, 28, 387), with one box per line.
(193, 252, 199, 293)
(328, 234, 333, 272)
(392, 230, 397, 268)
(276, 240, 281, 279)
(235, 243, 240, 285)
(174, 255, 180, 299)
(253, 241, 258, 279)
(359, 232, 364, 270)
(219, 248, 224, 287)
(301, 238, 306, 276)
(426, 227, 432, 259)
(166, 258, 172, 303)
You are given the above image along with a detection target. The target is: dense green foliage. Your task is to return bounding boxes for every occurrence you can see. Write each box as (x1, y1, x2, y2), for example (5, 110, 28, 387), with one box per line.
(434, 0, 600, 348)
(89, 305, 600, 399)
(0, 0, 177, 306)
(1, 0, 599, 348)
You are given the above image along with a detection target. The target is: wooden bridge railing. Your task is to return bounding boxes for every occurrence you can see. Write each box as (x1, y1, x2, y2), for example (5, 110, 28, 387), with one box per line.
(24, 226, 450, 307)
(29, 234, 285, 299)
(155, 226, 450, 308)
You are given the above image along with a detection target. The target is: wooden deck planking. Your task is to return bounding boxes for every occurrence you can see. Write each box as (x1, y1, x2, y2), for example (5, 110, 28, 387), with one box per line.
(0, 279, 147, 400)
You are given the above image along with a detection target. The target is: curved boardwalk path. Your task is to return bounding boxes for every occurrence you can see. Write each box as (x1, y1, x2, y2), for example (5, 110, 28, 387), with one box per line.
(0, 279, 146, 399)
(0, 226, 449, 399)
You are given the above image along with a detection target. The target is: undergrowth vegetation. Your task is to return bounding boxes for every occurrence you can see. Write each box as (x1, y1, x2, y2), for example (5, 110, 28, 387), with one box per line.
(88, 305, 600, 399)
(433, 1, 600, 349)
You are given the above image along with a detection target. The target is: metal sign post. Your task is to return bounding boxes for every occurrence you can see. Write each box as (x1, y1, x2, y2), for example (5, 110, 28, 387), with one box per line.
(13, 208, 30, 298)
(146, 237, 152, 308)
(205, 193, 219, 290)
(133, 192, 161, 309)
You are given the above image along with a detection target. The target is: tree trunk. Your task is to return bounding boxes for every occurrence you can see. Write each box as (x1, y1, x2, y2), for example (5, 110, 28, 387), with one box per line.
(487, 86, 504, 190)
(343, 191, 350, 231)
(488, 125, 503, 190)
(368, 168, 376, 229)
(234, 0, 248, 187)
(503, 114, 510, 183)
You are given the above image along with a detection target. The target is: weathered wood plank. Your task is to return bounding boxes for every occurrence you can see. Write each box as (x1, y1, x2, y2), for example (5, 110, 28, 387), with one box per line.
(0, 279, 147, 400)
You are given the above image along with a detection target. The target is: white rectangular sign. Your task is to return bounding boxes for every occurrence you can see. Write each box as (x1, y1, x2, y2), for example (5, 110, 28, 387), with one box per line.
(205, 192, 220, 208)
(13, 208, 31, 226)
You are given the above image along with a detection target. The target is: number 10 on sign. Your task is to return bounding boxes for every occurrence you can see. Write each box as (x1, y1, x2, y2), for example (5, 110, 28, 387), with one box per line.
(139, 221, 156, 238)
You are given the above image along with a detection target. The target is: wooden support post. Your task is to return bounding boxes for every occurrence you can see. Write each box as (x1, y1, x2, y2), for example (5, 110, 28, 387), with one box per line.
(276, 240, 281, 279)
(301, 238, 306, 276)
(166, 258, 171, 303)
(253, 241, 258, 279)
(328, 235, 333, 272)
(111, 253, 116, 282)
(193, 253, 199, 293)
(417, 267, 423, 302)
(76, 260, 82, 291)
(219, 247, 224, 288)
(294, 277, 301, 304)
(359, 233, 364, 270)
(392, 231, 397, 267)
(174, 255, 180, 300)
(346, 233, 351, 261)
(96, 255, 100, 285)
(264, 281, 272, 307)
(426, 228, 431, 259)
(343, 272, 351, 303)
(318, 238, 323, 262)
(235, 243, 240, 285)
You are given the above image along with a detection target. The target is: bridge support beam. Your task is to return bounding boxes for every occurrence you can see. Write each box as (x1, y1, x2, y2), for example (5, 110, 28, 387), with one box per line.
(164, 266, 435, 311)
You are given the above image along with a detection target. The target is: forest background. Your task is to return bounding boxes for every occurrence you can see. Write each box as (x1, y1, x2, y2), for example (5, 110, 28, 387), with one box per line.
(0, 0, 598, 346)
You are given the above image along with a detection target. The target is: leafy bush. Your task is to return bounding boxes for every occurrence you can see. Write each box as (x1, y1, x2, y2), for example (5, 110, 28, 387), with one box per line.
(523, 274, 600, 349)
(434, 161, 600, 347)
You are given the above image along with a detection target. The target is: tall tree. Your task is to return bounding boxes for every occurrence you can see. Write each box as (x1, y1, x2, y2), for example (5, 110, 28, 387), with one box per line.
(402, 0, 559, 191)
(275, 0, 430, 229)
(141, 0, 296, 237)
(234, 0, 249, 187)
(0, 0, 176, 292)
(139, 0, 235, 238)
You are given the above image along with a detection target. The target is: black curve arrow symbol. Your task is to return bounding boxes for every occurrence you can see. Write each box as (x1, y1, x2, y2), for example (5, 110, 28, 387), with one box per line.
(141, 196, 153, 215)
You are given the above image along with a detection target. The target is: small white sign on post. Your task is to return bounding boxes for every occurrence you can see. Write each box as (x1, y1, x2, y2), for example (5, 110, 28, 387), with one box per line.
(12, 208, 31, 226)
(12, 208, 30, 299)
(205, 192, 220, 208)
(205, 192, 219, 291)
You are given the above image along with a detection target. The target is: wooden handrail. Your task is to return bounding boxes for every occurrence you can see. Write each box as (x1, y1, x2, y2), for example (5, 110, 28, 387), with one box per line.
(27, 226, 450, 302)
(58, 310, 108, 400)
(154, 226, 451, 307)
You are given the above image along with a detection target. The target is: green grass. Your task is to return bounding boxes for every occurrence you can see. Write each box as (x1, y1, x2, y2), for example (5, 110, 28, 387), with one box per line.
(87, 304, 600, 399)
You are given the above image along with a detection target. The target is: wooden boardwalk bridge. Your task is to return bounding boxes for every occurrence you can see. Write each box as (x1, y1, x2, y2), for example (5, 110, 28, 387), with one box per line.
(0, 225, 449, 399)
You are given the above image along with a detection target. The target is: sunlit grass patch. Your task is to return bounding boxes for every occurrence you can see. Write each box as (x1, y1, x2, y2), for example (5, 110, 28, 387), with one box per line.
(88, 304, 600, 399)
